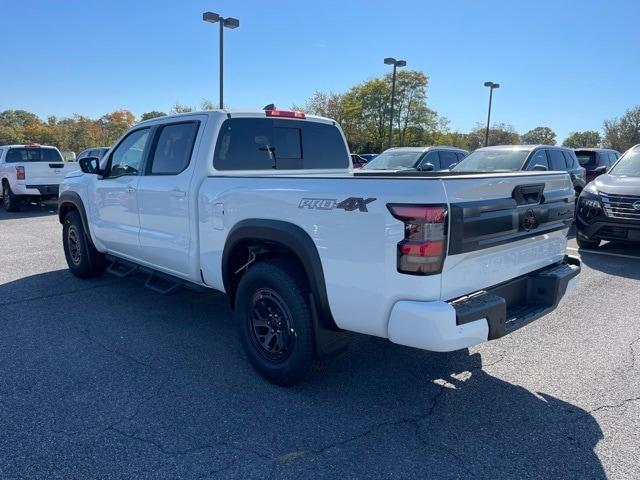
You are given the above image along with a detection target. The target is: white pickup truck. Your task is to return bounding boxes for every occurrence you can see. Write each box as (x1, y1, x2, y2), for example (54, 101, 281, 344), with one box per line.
(58, 110, 580, 385)
(0, 144, 80, 212)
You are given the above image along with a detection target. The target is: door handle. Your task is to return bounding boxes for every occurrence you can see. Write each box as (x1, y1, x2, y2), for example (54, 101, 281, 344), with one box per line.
(127, 186, 136, 193)
(171, 189, 186, 198)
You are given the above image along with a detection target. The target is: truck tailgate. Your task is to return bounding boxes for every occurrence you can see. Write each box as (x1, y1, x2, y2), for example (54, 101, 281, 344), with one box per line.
(440, 172, 574, 300)
(24, 161, 79, 185)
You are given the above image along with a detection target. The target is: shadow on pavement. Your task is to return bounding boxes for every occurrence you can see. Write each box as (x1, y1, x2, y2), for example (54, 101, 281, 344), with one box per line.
(0, 200, 58, 220)
(577, 243, 640, 280)
(0, 269, 606, 479)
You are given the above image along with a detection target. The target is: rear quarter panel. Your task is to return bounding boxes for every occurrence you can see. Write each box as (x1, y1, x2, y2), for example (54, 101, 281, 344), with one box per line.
(199, 176, 448, 337)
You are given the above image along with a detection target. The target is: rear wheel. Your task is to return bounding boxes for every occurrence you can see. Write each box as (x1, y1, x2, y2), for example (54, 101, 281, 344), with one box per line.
(2, 181, 21, 212)
(576, 235, 600, 249)
(63, 210, 106, 278)
(235, 260, 315, 386)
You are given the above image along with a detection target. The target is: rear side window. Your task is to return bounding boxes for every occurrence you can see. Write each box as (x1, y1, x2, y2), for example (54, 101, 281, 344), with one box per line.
(607, 152, 618, 165)
(548, 150, 566, 171)
(6, 147, 63, 163)
(148, 121, 199, 175)
(455, 152, 467, 162)
(214, 118, 349, 170)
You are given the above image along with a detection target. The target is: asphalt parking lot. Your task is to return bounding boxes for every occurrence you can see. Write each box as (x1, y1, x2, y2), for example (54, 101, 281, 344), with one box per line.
(1, 203, 639, 480)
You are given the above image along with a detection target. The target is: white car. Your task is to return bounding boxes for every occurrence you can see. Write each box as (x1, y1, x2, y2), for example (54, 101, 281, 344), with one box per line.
(0, 144, 79, 212)
(58, 109, 580, 385)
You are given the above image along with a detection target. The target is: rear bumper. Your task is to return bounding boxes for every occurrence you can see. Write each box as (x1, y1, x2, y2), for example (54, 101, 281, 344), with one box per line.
(17, 184, 60, 196)
(387, 256, 580, 352)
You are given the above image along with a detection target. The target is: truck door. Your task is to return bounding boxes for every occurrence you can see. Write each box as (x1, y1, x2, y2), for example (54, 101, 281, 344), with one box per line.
(92, 127, 151, 257)
(136, 118, 203, 277)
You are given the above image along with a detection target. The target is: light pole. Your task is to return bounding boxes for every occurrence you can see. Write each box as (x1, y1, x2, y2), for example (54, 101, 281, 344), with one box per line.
(483, 81, 500, 147)
(384, 57, 406, 149)
(203, 11, 240, 109)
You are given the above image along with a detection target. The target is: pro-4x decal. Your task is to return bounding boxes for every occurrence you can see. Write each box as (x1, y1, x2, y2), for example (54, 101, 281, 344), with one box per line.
(299, 197, 376, 212)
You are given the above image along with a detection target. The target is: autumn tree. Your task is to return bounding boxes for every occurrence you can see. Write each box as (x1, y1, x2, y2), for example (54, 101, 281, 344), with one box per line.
(98, 110, 136, 145)
(521, 126, 557, 145)
(562, 131, 601, 148)
(603, 106, 640, 152)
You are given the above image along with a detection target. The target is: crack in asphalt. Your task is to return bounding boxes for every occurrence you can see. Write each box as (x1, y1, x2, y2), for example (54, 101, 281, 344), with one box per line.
(587, 396, 640, 416)
(629, 336, 640, 370)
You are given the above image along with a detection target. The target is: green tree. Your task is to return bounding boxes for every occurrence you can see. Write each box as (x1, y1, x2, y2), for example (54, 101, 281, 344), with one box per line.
(140, 111, 166, 121)
(562, 131, 601, 148)
(0, 126, 25, 144)
(468, 123, 520, 150)
(386, 70, 438, 147)
(603, 106, 640, 152)
(0, 110, 41, 129)
(521, 126, 557, 145)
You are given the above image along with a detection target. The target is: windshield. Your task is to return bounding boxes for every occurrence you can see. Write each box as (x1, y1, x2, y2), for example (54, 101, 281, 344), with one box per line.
(452, 149, 529, 172)
(6, 147, 63, 163)
(575, 151, 596, 167)
(609, 149, 640, 177)
(362, 150, 423, 170)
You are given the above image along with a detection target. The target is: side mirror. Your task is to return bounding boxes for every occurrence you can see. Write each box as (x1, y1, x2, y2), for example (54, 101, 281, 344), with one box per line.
(449, 162, 458, 170)
(418, 162, 435, 172)
(532, 164, 549, 171)
(79, 156, 101, 175)
(594, 165, 608, 175)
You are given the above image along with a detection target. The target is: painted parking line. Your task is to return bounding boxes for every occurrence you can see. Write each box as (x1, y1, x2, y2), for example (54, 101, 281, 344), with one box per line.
(566, 246, 640, 261)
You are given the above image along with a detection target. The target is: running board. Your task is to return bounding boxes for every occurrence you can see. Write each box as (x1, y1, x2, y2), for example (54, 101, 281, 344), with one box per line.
(106, 259, 138, 278)
(144, 273, 183, 296)
(104, 255, 208, 296)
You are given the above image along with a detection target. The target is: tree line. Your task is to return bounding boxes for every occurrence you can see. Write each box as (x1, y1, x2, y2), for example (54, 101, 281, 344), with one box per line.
(1, 72, 639, 154)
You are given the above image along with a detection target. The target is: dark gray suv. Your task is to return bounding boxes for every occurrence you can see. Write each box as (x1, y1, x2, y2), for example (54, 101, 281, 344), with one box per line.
(576, 144, 640, 248)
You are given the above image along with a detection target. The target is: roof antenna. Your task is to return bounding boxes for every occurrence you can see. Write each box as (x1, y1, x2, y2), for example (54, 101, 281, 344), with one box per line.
(263, 103, 276, 111)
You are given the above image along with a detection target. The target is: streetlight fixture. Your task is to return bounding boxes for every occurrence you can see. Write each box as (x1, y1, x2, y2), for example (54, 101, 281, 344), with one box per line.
(384, 57, 407, 148)
(203, 11, 240, 109)
(483, 81, 500, 147)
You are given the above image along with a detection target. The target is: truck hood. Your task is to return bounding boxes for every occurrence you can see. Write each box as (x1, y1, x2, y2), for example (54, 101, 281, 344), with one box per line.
(591, 174, 640, 196)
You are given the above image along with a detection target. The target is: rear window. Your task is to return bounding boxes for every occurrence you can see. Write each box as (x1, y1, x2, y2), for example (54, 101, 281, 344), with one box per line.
(6, 147, 63, 163)
(213, 118, 348, 170)
(575, 151, 596, 167)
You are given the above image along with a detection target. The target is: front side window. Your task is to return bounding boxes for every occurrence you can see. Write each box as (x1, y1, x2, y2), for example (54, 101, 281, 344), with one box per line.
(548, 149, 566, 171)
(607, 152, 618, 165)
(439, 150, 458, 169)
(148, 122, 199, 174)
(214, 118, 348, 170)
(526, 150, 549, 170)
(609, 148, 640, 177)
(108, 128, 150, 177)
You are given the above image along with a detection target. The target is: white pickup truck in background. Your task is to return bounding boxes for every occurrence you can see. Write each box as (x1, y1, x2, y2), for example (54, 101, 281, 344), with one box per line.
(1, 144, 79, 212)
(58, 110, 580, 386)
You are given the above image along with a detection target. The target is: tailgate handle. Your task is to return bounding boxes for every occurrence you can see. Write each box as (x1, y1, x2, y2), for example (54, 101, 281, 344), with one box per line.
(512, 184, 545, 205)
(49, 163, 64, 168)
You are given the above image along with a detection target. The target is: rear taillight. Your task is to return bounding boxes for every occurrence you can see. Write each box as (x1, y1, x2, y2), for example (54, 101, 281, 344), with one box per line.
(387, 204, 448, 275)
(16, 166, 25, 180)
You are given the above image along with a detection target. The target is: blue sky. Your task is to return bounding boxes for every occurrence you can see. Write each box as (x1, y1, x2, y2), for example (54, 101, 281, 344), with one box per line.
(1, 0, 638, 142)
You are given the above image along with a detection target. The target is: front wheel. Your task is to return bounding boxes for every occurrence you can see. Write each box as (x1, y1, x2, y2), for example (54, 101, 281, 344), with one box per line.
(235, 261, 315, 386)
(63, 210, 106, 278)
(2, 181, 21, 212)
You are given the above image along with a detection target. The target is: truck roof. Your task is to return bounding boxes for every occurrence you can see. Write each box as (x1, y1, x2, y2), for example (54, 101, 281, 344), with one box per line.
(0, 144, 59, 149)
(135, 109, 336, 126)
